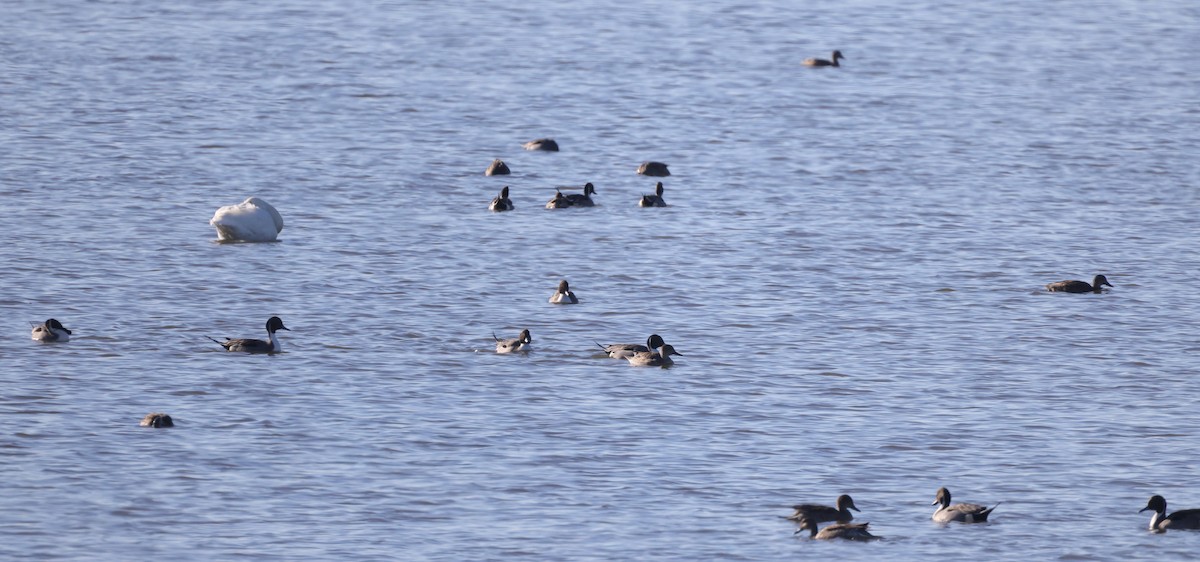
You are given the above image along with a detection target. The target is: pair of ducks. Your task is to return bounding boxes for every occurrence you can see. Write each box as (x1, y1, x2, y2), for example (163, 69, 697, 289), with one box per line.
(489, 182, 668, 211)
(494, 331, 683, 367)
(787, 489, 999, 541)
(33, 316, 290, 354)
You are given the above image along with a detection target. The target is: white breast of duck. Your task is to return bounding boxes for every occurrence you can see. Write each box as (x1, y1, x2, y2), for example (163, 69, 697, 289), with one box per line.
(31, 318, 72, 342)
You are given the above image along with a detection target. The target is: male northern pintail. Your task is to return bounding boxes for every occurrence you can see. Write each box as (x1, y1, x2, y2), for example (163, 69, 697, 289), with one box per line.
(931, 487, 999, 524)
(208, 316, 290, 354)
(1141, 495, 1200, 532)
(209, 196, 284, 242)
(494, 329, 532, 353)
(637, 161, 670, 177)
(1046, 274, 1112, 293)
(626, 344, 682, 367)
(523, 138, 559, 151)
(546, 189, 572, 209)
(794, 519, 879, 541)
(489, 186, 514, 212)
(597, 334, 666, 359)
(639, 182, 667, 207)
(787, 494, 860, 525)
(31, 318, 72, 342)
(485, 158, 510, 176)
(803, 50, 845, 67)
(565, 183, 596, 207)
(140, 413, 175, 428)
(549, 280, 579, 304)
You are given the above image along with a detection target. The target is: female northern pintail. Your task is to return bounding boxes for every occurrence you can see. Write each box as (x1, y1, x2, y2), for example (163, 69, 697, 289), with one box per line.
(523, 138, 559, 151)
(485, 158, 510, 176)
(549, 280, 579, 304)
(794, 519, 879, 541)
(787, 494, 860, 525)
(596, 334, 666, 359)
(546, 189, 572, 209)
(140, 413, 175, 428)
(931, 487, 999, 524)
(637, 161, 670, 177)
(1141, 495, 1200, 532)
(565, 183, 596, 207)
(1046, 274, 1112, 293)
(626, 343, 682, 367)
(639, 182, 667, 207)
(494, 329, 532, 353)
(489, 186, 514, 212)
(208, 316, 289, 354)
(803, 50, 845, 67)
(31, 318, 72, 342)
(209, 196, 284, 242)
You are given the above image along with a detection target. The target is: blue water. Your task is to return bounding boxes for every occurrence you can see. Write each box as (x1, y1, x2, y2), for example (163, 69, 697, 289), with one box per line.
(3, 1, 1200, 559)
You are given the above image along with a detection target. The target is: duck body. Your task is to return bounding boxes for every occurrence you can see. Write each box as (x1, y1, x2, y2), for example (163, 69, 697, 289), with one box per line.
(565, 183, 596, 207)
(639, 182, 667, 207)
(549, 280, 579, 304)
(489, 186, 514, 212)
(523, 138, 559, 151)
(1142, 495, 1200, 532)
(931, 487, 999, 523)
(788, 494, 860, 524)
(494, 329, 532, 353)
(1046, 274, 1112, 293)
(795, 519, 878, 541)
(209, 316, 289, 354)
(140, 413, 175, 428)
(597, 334, 666, 359)
(210, 197, 284, 242)
(546, 189, 573, 209)
(485, 159, 511, 176)
(637, 161, 670, 177)
(31, 318, 72, 342)
(803, 50, 845, 67)
(626, 344, 682, 367)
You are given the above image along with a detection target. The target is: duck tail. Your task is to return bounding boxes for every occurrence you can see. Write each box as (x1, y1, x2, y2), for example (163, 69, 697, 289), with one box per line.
(981, 503, 1001, 519)
(492, 331, 500, 342)
(595, 341, 608, 351)
(206, 336, 228, 348)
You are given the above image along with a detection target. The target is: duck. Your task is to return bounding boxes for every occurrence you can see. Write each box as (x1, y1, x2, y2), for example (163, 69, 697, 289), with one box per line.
(489, 186, 514, 212)
(545, 189, 573, 209)
(549, 280, 579, 304)
(485, 158, 511, 176)
(1046, 274, 1112, 293)
(209, 196, 284, 242)
(637, 161, 670, 177)
(794, 519, 879, 541)
(1141, 495, 1200, 532)
(31, 318, 72, 342)
(639, 182, 667, 207)
(140, 413, 175, 428)
(626, 344, 682, 367)
(931, 487, 999, 524)
(207, 316, 289, 354)
(787, 494, 860, 525)
(565, 183, 597, 207)
(523, 138, 559, 151)
(803, 50, 845, 67)
(596, 334, 666, 359)
(494, 329, 532, 354)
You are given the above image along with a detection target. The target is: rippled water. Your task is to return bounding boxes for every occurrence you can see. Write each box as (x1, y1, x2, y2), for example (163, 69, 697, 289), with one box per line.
(3, 0, 1200, 559)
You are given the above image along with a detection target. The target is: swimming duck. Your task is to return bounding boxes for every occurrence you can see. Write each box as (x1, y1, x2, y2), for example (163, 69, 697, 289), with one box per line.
(489, 186, 514, 212)
(485, 159, 510, 176)
(1141, 495, 1200, 532)
(787, 494, 860, 525)
(494, 329, 532, 354)
(596, 334, 666, 359)
(546, 189, 573, 209)
(626, 344, 682, 367)
(639, 182, 667, 207)
(140, 413, 175, 428)
(523, 138, 559, 152)
(1046, 274, 1112, 293)
(794, 519, 879, 541)
(549, 280, 579, 304)
(565, 183, 596, 207)
(209, 197, 284, 242)
(637, 161, 670, 177)
(208, 316, 289, 354)
(931, 487, 999, 524)
(31, 318, 72, 342)
(803, 50, 845, 67)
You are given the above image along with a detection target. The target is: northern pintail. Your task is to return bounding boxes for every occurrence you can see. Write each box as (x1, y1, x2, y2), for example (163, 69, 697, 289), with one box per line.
(494, 329, 532, 353)
(794, 519, 879, 541)
(1141, 495, 1200, 532)
(546, 189, 573, 209)
(565, 183, 596, 207)
(31, 318, 72, 342)
(208, 316, 290, 354)
(639, 182, 667, 207)
(626, 343, 682, 367)
(210, 196, 284, 242)
(549, 280, 579, 304)
(931, 487, 999, 523)
(597, 334, 666, 359)
(489, 186, 514, 212)
(637, 161, 670, 177)
(523, 138, 559, 151)
(140, 413, 175, 428)
(787, 494, 860, 524)
(485, 158, 510, 176)
(803, 50, 845, 67)
(1046, 274, 1112, 293)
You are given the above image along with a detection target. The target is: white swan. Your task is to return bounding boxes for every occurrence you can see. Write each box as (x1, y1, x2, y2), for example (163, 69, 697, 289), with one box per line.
(210, 197, 284, 242)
